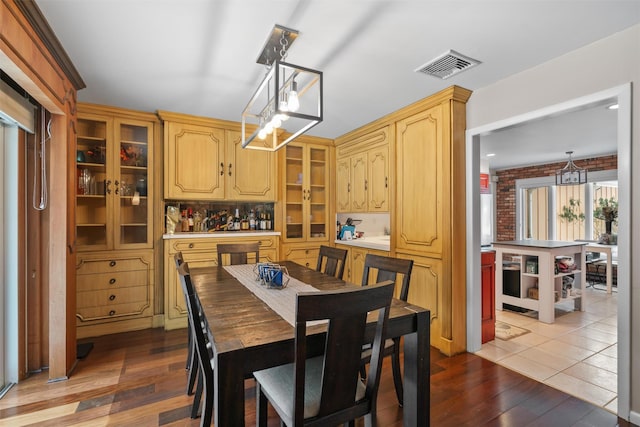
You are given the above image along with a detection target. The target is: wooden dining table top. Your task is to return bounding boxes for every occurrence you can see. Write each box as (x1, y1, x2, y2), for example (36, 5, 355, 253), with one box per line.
(190, 260, 427, 353)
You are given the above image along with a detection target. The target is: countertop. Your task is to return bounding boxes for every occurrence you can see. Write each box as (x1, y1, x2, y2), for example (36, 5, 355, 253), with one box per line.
(163, 231, 281, 239)
(334, 235, 391, 252)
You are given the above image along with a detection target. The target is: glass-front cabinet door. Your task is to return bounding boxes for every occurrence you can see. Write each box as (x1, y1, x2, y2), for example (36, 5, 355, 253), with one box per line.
(115, 119, 153, 248)
(76, 115, 153, 251)
(283, 143, 329, 241)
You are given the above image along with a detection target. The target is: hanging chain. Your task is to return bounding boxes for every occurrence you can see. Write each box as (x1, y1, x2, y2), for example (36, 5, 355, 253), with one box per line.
(279, 32, 289, 62)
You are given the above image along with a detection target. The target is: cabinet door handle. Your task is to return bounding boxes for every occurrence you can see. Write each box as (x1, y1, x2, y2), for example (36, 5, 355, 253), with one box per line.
(385, 176, 388, 188)
(364, 179, 368, 191)
(109, 278, 116, 285)
(114, 180, 119, 195)
(189, 243, 194, 249)
(109, 294, 116, 301)
(109, 260, 117, 267)
(106, 180, 112, 194)
(347, 183, 351, 193)
(307, 189, 311, 200)
(109, 310, 116, 316)
(228, 163, 232, 176)
(220, 162, 224, 176)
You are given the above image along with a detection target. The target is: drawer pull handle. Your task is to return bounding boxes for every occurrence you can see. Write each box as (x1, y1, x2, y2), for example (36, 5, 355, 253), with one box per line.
(109, 278, 116, 285)
(109, 310, 116, 316)
(109, 260, 116, 267)
(189, 243, 194, 249)
(109, 294, 116, 301)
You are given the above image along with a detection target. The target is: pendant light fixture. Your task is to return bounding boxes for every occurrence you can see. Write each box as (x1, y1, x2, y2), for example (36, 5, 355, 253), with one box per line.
(555, 151, 587, 185)
(241, 24, 323, 151)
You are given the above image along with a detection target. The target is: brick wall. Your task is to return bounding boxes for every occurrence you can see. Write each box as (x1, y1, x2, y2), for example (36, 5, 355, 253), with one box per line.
(495, 155, 617, 241)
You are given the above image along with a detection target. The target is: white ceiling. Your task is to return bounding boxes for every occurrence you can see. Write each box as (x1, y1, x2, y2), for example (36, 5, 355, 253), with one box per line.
(35, 0, 639, 169)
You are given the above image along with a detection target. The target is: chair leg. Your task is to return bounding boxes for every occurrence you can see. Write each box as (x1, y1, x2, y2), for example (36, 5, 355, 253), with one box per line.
(192, 368, 203, 419)
(390, 339, 403, 407)
(200, 369, 214, 427)
(187, 339, 198, 395)
(256, 382, 268, 427)
(186, 322, 193, 369)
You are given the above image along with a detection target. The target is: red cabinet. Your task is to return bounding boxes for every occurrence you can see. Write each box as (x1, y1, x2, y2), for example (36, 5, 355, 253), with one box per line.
(481, 250, 496, 343)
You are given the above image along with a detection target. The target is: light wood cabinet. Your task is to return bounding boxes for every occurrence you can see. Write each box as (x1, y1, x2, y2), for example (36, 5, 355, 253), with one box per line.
(163, 235, 279, 330)
(335, 126, 390, 213)
(160, 111, 276, 201)
(279, 141, 332, 242)
(76, 250, 154, 338)
(75, 104, 159, 338)
(76, 105, 156, 251)
(393, 86, 471, 355)
(335, 243, 390, 286)
(280, 244, 320, 269)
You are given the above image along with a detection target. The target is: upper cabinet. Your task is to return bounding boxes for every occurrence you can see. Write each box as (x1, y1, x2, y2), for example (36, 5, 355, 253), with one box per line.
(76, 105, 156, 251)
(160, 111, 276, 201)
(280, 141, 332, 242)
(335, 126, 390, 213)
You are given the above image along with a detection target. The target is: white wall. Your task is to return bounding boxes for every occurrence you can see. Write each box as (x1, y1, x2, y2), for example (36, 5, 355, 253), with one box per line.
(466, 24, 640, 422)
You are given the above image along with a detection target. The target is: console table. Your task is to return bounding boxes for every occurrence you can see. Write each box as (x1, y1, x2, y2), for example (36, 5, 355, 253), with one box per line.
(493, 240, 586, 324)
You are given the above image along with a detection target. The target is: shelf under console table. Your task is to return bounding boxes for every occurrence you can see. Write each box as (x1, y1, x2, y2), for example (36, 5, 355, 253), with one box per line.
(493, 240, 587, 324)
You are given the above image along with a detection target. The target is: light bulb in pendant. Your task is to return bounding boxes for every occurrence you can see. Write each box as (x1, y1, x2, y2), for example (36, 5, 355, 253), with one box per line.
(271, 116, 282, 129)
(258, 128, 267, 140)
(264, 122, 274, 135)
(288, 81, 299, 112)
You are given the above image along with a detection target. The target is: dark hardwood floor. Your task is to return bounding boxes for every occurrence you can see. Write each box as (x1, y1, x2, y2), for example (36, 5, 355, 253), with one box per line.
(0, 328, 618, 426)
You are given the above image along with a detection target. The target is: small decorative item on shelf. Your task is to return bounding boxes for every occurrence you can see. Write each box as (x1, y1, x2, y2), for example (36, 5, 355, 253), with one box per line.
(85, 146, 105, 164)
(254, 263, 290, 289)
(120, 144, 147, 167)
(525, 259, 538, 274)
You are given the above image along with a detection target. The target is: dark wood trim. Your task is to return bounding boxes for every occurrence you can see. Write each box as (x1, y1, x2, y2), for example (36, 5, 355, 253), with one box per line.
(14, 0, 86, 90)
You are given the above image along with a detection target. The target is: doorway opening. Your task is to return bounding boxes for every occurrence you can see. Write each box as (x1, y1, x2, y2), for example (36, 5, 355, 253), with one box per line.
(465, 83, 631, 417)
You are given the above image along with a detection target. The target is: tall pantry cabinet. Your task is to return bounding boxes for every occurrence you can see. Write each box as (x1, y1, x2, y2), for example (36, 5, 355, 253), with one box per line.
(394, 86, 471, 355)
(75, 104, 160, 338)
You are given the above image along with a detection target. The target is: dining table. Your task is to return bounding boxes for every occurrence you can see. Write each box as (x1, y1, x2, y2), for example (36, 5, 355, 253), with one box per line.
(190, 260, 431, 427)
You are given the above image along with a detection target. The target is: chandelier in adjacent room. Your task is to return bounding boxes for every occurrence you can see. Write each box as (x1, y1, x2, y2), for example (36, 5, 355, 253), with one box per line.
(555, 151, 587, 185)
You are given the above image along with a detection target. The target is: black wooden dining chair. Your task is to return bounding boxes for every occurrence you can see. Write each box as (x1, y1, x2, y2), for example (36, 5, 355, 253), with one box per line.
(174, 252, 198, 399)
(177, 261, 215, 425)
(253, 280, 395, 427)
(315, 245, 348, 279)
(216, 242, 260, 265)
(360, 253, 414, 407)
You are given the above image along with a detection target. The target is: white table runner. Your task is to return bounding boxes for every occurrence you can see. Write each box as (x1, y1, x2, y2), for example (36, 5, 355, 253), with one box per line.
(223, 264, 321, 326)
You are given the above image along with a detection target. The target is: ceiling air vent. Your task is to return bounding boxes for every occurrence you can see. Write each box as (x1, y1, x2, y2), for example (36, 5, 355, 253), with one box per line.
(415, 49, 481, 80)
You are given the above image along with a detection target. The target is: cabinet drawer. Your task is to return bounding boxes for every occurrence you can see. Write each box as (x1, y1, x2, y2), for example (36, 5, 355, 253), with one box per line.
(78, 286, 149, 309)
(168, 236, 278, 254)
(77, 257, 148, 274)
(77, 270, 148, 292)
(76, 300, 151, 322)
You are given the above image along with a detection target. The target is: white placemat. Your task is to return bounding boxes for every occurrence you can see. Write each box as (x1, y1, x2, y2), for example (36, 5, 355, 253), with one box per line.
(223, 264, 321, 326)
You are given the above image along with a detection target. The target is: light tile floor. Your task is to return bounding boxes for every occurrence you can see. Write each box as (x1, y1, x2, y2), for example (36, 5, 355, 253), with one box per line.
(475, 287, 618, 414)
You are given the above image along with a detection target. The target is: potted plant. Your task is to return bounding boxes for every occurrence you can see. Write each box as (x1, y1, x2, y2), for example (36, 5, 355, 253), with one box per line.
(594, 197, 618, 244)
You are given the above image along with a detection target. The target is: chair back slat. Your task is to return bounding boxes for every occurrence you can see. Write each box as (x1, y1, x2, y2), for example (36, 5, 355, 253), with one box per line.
(315, 245, 348, 279)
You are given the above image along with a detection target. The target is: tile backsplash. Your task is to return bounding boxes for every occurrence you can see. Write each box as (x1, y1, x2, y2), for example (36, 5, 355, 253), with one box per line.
(336, 212, 390, 237)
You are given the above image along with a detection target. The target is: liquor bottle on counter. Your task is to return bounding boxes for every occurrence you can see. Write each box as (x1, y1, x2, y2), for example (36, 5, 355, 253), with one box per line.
(233, 208, 241, 231)
(259, 212, 266, 230)
(249, 209, 256, 230)
(266, 212, 272, 230)
(187, 208, 194, 232)
(181, 209, 190, 232)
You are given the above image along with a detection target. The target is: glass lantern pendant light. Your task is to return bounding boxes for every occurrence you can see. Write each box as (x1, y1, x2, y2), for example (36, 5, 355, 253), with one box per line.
(555, 151, 587, 185)
(242, 24, 323, 151)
